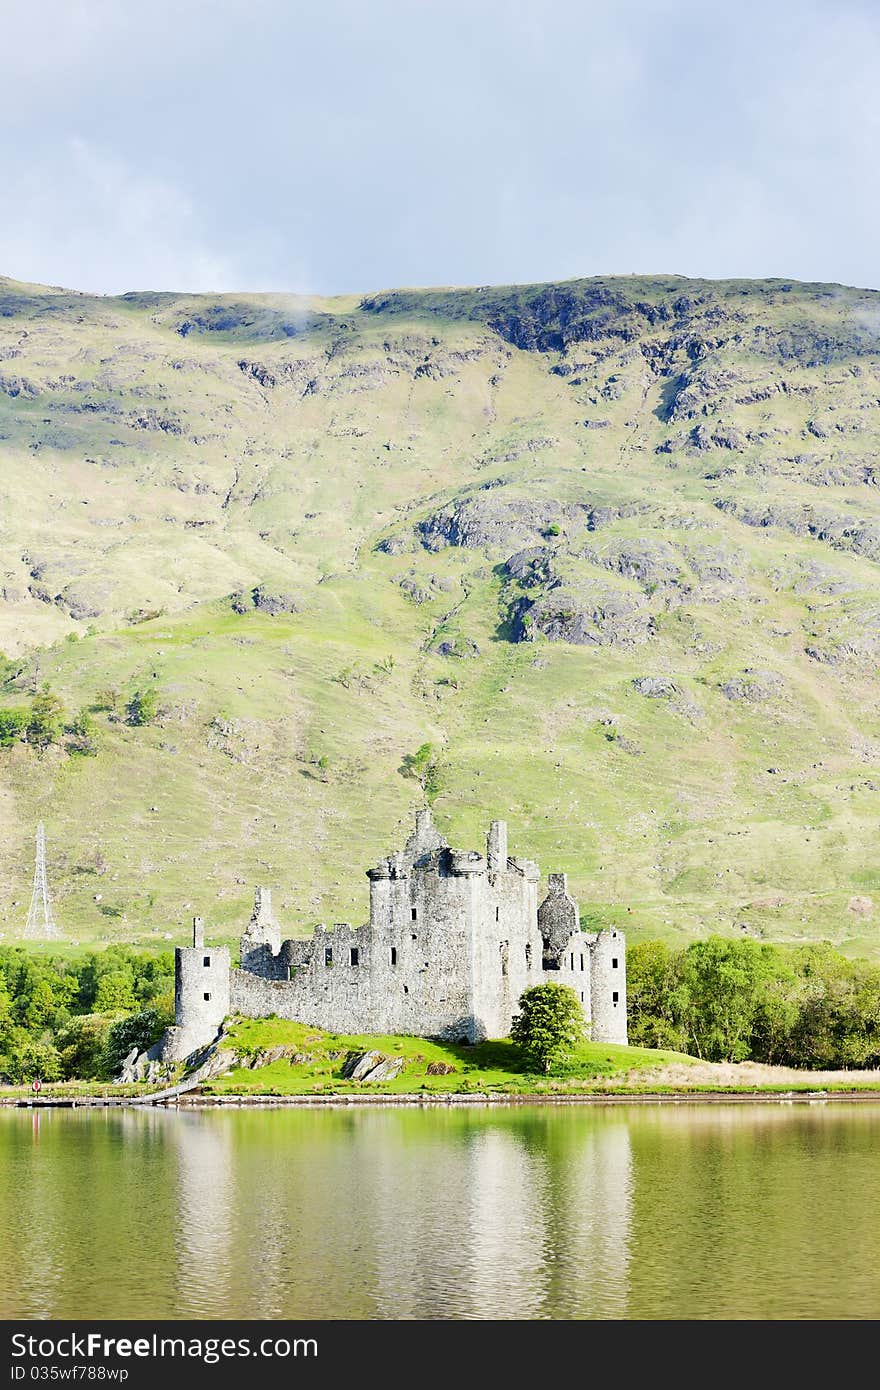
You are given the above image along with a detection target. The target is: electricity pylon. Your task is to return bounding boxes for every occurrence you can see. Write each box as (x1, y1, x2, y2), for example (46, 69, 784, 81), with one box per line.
(23, 822, 61, 939)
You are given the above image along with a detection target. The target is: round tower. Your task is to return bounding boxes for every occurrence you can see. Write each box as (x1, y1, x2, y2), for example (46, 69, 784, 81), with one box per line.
(170, 917, 231, 1059)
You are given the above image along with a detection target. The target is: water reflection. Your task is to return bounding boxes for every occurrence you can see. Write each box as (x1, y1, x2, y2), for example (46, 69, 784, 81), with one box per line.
(1, 1103, 879, 1319)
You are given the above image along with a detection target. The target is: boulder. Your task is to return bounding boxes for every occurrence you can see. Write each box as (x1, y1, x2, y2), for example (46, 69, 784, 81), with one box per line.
(340, 1050, 404, 1082)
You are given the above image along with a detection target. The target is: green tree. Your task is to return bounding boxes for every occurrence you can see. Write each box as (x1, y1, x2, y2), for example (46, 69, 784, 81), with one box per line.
(511, 982, 584, 1073)
(93, 970, 137, 1013)
(400, 742, 443, 804)
(626, 940, 689, 1051)
(103, 1007, 170, 1076)
(67, 707, 99, 756)
(0, 1033, 62, 1084)
(0, 708, 26, 747)
(25, 685, 65, 749)
(126, 687, 159, 726)
(57, 1014, 115, 1081)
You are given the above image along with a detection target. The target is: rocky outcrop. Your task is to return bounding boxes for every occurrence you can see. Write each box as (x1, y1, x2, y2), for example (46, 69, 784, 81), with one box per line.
(515, 582, 654, 647)
(417, 495, 564, 552)
(632, 676, 678, 698)
(721, 670, 786, 703)
(340, 1050, 405, 1082)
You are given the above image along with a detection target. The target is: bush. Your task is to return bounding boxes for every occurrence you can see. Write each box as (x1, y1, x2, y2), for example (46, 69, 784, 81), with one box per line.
(126, 688, 160, 726)
(0, 708, 26, 747)
(67, 707, 99, 756)
(25, 686, 65, 749)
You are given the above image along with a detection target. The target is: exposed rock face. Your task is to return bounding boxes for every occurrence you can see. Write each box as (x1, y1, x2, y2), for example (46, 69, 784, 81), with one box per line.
(721, 670, 786, 702)
(417, 496, 564, 552)
(515, 582, 654, 647)
(340, 1050, 404, 1082)
(232, 585, 300, 615)
(583, 537, 684, 590)
(503, 546, 555, 587)
(633, 676, 678, 698)
(716, 498, 880, 562)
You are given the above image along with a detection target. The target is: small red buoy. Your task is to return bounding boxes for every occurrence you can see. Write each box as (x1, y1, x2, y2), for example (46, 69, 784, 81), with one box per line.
(31, 1078, 42, 1094)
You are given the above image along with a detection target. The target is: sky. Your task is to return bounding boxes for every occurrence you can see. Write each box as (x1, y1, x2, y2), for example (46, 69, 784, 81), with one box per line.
(1, 0, 878, 296)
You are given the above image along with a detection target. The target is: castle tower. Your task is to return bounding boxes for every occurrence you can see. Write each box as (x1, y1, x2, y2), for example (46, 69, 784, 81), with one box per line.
(167, 917, 231, 1060)
(589, 928, 627, 1044)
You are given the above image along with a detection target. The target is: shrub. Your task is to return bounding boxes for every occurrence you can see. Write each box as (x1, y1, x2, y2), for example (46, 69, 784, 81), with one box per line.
(25, 686, 65, 749)
(0, 708, 26, 747)
(126, 687, 159, 726)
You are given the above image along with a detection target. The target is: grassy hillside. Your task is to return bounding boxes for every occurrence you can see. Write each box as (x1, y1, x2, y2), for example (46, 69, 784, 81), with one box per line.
(1, 272, 879, 954)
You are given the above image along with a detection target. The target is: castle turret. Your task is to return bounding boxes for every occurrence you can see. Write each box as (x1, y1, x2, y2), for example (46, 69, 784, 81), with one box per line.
(589, 928, 627, 1044)
(163, 917, 231, 1062)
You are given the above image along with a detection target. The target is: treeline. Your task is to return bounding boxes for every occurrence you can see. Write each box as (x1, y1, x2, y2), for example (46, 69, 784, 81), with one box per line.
(0, 945, 174, 1083)
(628, 937, 880, 1069)
(0, 682, 161, 756)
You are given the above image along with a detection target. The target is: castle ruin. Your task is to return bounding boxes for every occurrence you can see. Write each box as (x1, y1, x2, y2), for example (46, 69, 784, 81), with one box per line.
(165, 809, 627, 1060)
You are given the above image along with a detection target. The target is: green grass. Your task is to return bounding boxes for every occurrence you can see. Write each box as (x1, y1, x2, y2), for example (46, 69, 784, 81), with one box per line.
(201, 1016, 697, 1096)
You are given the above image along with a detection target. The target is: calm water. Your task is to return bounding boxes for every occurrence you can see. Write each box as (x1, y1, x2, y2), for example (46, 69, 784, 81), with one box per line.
(1, 1103, 878, 1320)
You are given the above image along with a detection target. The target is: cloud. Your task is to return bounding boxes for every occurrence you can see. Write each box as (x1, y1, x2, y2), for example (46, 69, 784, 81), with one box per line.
(0, 138, 239, 294)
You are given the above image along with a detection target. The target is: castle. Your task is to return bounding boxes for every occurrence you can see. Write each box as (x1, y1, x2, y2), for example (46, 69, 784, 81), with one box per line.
(165, 809, 627, 1060)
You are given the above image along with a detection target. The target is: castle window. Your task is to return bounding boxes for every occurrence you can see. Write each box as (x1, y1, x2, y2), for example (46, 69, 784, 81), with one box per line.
(579, 954, 584, 971)
(324, 947, 333, 967)
(612, 958, 619, 969)
(390, 947, 397, 966)
(495, 906, 499, 922)
(525, 943, 532, 966)
(350, 948, 359, 967)
(570, 953, 575, 971)
(580, 992, 584, 1003)
(203, 993, 211, 1002)
(203, 956, 211, 967)
(411, 907, 417, 921)
(403, 984, 409, 995)
(612, 991, 619, 1005)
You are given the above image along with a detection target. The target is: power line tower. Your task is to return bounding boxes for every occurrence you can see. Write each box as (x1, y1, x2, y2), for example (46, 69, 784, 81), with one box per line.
(23, 822, 61, 940)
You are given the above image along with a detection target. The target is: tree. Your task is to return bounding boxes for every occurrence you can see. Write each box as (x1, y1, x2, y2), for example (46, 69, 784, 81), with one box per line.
(67, 707, 99, 756)
(103, 1007, 170, 1077)
(93, 970, 137, 1014)
(0, 708, 26, 748)
(511, 983, 584, 1073)
(57, 1014, 115, 1080)
(126, 687, 159, 726)
(25, 685, 65, 749)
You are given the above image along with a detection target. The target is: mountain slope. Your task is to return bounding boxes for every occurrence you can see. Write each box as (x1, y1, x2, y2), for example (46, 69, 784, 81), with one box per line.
(1, 272, 879, 954)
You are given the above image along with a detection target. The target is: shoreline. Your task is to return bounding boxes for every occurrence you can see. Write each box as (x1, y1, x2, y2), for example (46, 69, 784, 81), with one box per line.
(5, 1087, 880, 1109)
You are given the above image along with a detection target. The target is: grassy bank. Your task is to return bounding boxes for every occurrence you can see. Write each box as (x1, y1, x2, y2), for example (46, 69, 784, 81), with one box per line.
(195, 1017, 880, 1098)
